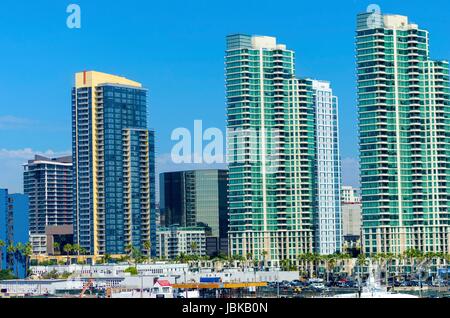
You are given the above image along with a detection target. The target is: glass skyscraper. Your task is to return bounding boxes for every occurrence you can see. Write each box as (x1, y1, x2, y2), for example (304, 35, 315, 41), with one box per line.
(160, 169, 228, 255)
(72, 71, 156, 256)
(357, 12, 450, 254)
(226, 34, 342, 264)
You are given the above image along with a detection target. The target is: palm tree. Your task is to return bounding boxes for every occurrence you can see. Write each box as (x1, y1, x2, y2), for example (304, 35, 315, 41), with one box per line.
(125, 244, 133, 259)
(71, 244, 81, 256)
(246, 252, 253, 266)
(53, 242, 60, 256)
(0, 240, 5, 270)
(103, 253, 112, 264)
(190, 242, 198, 256)
(312, 253, 323, 278)
(323, 255, 337, 283)
(261, 250, 268, 269)
(22, 243, 33, 277)
(403, 248, 423, 278)
(131, 246, 143, 265)
(79, 247, 88, 256)
(6, 243, 16, 271)
(356, 254, 367, 281)
(63, 244, 73, 265)
(297, 254, 307, 277)
(14, 243, 24, 278)
(143, 241, 152, 262)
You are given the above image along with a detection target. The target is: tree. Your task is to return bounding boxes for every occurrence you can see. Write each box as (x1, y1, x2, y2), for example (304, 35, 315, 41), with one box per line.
(124, 266, 138, 276)
(71, 244, 81, 256)
(14, 242, 25, 277)
(356, 254, 368, 286)
(125, 244, 133, 257)
(53, 242, 60, 256)
(131, 246, 143, 265)
(6, 243, 16, 271)
(190, 242, 198, 256)
(261, 250, 269, 269)
(143, 241, 152, 262)
(0, 240, 5, 270)
(0, 269, 16, 281)
(324, 255, 337, 283)
(79, 247, 88, 256)
(104, 253, 112, 264)
(63, 244, 73, 265)
(22, 242, 33, 277)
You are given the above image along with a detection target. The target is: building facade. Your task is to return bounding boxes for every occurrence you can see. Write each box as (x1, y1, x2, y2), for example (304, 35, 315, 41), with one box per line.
(72, 71, 156, 256)
(0, 189, 29, 272)
(0, 189, 9, 270)
(342, 203, 362, 238)
(160, 169, 228, 256)
(341, 186, 361, 204)
(357, 12, 450, 254)
(312, 80, 342, 255)
(226, 34, 342, 264)
(156, 226, 206, 259)
(23, 155, 73, 255)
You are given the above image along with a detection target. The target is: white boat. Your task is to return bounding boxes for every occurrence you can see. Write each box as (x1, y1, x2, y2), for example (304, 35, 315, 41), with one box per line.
(329, 264, 419, 299)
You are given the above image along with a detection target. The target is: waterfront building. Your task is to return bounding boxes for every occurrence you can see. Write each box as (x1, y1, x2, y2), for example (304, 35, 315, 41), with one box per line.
(156, 226, 206, 259)
(226, 34, 342, 264)
(311, 80, 342, 255)
(356, 12, 450, 254)
(72, 71, 156, 256)
(23, 155, 73, 255)
(160, 169, 228, 256)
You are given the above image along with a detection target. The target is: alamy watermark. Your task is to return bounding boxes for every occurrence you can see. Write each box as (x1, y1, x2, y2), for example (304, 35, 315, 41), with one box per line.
(66, 4, 81, 29)
(170, 120, 283, 174)
(366, 4, 382, 29)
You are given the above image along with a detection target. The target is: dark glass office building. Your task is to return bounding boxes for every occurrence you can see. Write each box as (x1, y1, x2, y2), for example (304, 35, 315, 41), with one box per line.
(160, 169, 228, 256)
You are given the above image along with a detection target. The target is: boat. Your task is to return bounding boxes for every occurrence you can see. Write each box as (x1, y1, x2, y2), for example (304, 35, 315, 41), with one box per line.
(327, 264, 419, 298)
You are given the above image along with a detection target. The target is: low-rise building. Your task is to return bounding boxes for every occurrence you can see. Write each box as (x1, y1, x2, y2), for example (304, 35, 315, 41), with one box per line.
(156, 226, 206, 259)
(30, 263, 189, 278)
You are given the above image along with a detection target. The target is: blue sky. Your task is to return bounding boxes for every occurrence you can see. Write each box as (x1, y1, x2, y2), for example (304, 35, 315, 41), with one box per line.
(0, 0, 449, 193)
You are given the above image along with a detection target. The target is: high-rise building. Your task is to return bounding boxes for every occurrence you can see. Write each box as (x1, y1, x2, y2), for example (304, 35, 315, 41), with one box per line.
(0, 189, 9, 270)
(342, 186, 361, 204)
(357, 12, 450, 254)
(23, 155, 73, 255)
(312, 80, 342, 255)
(226, 34, 342, 264)
(0, 189, 29, 273)
(72, 71, 156, 256)
(160, 169, 228, 256)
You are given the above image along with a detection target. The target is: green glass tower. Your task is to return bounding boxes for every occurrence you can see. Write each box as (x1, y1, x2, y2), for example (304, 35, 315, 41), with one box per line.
(357, 12, 450, 254)
(226, 35, 342, 264)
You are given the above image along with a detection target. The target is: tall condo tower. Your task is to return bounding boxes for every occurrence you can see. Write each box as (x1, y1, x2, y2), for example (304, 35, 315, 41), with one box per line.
(356, 12, 450, 254)
(226, 35, 342, 265)
(312, 80, 342, 255)
(72, 71, 156, 256)
(24, 155, 73, 254)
